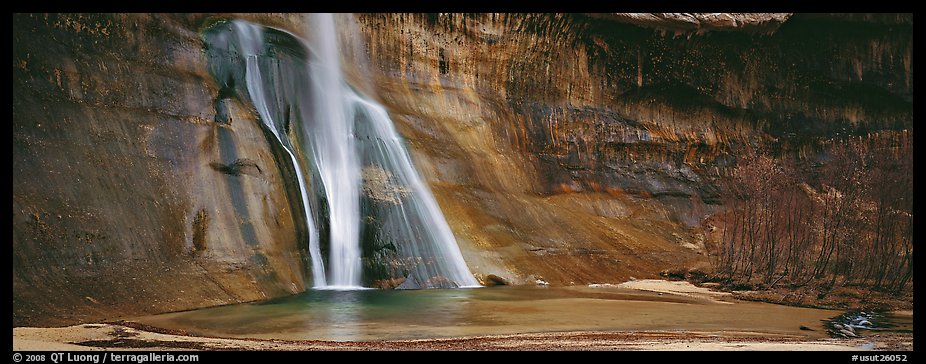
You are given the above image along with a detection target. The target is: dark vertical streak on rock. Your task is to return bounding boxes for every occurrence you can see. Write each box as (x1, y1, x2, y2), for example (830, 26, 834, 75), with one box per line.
(192, 209, 209, 251)
(216, 127, 259, 247)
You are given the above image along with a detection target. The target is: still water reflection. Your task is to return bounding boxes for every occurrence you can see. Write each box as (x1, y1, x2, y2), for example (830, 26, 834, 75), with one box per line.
(135, 286, 909, 342)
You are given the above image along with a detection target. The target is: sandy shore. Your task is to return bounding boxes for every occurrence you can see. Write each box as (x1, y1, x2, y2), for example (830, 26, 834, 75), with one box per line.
(13, 280, 913, 351)
(613, 279, 735, 301)
(13, 323, 912, 351)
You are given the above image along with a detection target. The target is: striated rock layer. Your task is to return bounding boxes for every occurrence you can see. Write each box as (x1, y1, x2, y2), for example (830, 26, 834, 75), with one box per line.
(346, 13, 911, 286)
(12, 13, 912, 326)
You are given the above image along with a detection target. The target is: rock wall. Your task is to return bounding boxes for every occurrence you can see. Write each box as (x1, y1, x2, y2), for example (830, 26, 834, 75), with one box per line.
(12, 13, 912, 326)
(346, 13, 911, 285)
(12, 13, 312, 326)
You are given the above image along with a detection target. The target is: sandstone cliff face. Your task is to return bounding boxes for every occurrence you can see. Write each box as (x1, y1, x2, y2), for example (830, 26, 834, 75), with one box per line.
(346, 13, 911, 285)
(12, 13, 912, 326)
(13, 13, 311, 326)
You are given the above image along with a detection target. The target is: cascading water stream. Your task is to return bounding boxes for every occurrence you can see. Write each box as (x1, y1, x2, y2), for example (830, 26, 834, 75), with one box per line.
(215, 14, 479, 289)
(231, 22, 328, 287)
(305, 14, 363, 289)
(349, 93, 479, 288)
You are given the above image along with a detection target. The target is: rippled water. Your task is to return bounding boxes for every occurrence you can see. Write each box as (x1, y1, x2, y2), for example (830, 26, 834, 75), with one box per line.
(825, 310, 914, 338)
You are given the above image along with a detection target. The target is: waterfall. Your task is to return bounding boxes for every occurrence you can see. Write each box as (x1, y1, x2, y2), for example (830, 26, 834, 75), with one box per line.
(349, 92, 480, 288)
(305, 14, 363, 288)
(231, 22, 328, 287)
(216, 15, 479, 289)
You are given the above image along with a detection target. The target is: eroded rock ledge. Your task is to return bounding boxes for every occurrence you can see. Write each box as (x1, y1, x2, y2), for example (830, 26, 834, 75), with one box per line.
(599, 13, 792, 33)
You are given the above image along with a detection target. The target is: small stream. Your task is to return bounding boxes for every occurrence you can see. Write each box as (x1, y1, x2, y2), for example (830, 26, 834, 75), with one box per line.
(824, 310, 913, 338)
